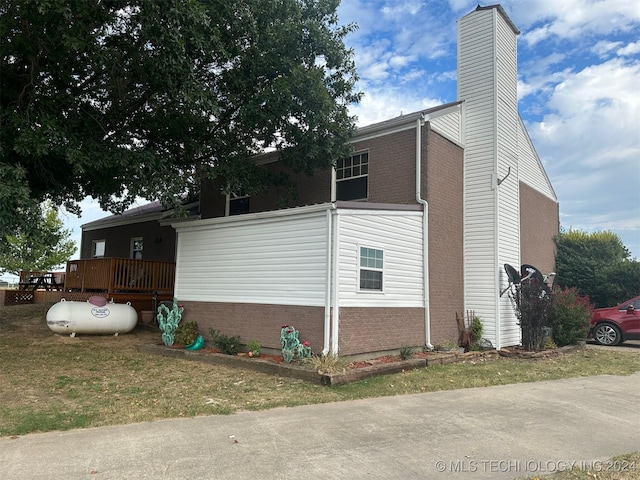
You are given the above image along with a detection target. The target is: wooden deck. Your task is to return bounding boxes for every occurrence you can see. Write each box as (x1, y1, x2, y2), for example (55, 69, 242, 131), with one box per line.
(8, 259, 176, 315)
(64, 258, 175, 295)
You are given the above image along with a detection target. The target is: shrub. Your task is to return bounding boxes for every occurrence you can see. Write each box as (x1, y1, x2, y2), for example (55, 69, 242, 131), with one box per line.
(246, 339, 261, 357)
(174, 321, 199, 346)
(514, 281, 554, 351)
(209, 328, 241, 355)
(548, 288, 593, 346)
(399, 344, 414, 360)
(303, 354, 349, 374)
(470, 316, 483, 344)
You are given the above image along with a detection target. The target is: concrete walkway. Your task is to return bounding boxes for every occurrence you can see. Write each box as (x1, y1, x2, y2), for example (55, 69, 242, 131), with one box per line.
(1, 373, 639, 480)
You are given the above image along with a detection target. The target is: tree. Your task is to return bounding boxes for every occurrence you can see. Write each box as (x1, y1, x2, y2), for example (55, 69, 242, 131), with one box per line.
(554, 229, 640, 307)
(1, 0, 361, 239)
(0, 203, 76, 276)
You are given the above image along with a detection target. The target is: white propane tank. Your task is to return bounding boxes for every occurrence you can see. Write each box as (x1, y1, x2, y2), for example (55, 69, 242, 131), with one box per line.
(46, 297, 137, 336)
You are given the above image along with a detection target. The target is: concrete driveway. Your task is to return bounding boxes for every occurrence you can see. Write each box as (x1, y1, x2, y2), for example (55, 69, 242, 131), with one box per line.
(586, 339, 640, 352)
(1, 372, 639, 480)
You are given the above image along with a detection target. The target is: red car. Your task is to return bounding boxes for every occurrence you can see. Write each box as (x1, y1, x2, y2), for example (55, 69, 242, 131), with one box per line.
(590, 295, 640, 346)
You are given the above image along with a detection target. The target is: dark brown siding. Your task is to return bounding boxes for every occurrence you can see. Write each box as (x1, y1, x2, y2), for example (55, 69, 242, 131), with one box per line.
(80, 220, 176, 261)
(425, 125, 465, 346)
(520, 182, 559, 275)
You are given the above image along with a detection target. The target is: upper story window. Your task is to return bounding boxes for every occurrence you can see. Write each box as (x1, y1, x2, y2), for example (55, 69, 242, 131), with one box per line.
(228, 189, 250, 216)
(131, 238, 143, 259)
(92, 239, 106, 258)
(359, 246, 383, 291)
(336, 151, 368, 201)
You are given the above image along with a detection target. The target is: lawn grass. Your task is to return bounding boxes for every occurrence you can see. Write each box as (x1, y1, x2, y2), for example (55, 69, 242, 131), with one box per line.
(2, 303, 640, 438)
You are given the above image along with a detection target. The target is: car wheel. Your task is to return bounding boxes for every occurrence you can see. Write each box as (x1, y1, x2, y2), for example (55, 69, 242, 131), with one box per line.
(593, 323, 622, 346)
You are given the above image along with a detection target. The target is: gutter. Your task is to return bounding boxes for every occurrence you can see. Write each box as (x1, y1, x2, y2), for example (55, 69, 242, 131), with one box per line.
(416, 116, 433, 350)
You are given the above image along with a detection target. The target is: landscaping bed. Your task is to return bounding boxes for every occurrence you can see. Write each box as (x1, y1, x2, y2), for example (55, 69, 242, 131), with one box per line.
(141, 343, 582, 386)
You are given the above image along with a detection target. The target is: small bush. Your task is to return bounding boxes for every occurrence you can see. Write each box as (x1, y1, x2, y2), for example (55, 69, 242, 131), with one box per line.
(548, 288, 593, 346)
(303, 354, 349, 374)
(174, 321, 199, 346)
(209, 328, 241, 355)
(470, 316, 483, 343)
(399, 344, 414, 360)
(246, 339, 261, 357)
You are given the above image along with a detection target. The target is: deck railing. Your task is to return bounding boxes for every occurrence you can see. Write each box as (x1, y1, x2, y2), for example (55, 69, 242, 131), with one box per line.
(64, 258, 175, 294)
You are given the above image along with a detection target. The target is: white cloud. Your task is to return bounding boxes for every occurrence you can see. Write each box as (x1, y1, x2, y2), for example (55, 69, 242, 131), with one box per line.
(591, 40, 623, 57)
(527, 57, 640, 256)
(508, 0, 640, 44)
(618, 41, 640, 56)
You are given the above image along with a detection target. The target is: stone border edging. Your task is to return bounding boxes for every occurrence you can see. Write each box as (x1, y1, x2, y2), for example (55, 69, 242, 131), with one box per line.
(137, 342, 585, 386)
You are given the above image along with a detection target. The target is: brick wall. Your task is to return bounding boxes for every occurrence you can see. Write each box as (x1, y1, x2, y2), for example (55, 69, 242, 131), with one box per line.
(180, 302, 431, 357)
(351, 129, 417, 204)
(338, 307, 425, 355)
(200, 127, 423, 219)
(180, 301, 325, 352)
(520, 182, 559, 275)
(425, 126, 465, 346)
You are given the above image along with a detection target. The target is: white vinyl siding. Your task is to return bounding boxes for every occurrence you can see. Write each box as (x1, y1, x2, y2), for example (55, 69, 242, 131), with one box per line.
(495, 8, 521, 345)
(336, 210, 424, 307)
(518, 117, 557, 200)
(174, 208, 329, 306)
(430, 110, 462, 146)
(173, 205, 426, 310)
(459, 6, 523, 347)
(459, 8, 499, 342)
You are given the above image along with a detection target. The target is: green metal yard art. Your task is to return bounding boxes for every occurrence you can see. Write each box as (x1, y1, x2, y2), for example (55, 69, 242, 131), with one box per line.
(157, 298, 184, 346)
(280, 325, 312, 363)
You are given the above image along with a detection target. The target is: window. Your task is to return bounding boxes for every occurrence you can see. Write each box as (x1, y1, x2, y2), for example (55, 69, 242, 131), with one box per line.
(359, 246, 383, 291)
(131, 238, 143, 259)
(336, 151, 368, 201)
(227, 186, 250, 216)
(92, 240, 106, 258)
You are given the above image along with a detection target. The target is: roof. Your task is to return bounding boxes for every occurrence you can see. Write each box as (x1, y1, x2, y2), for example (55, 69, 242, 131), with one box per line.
(351, 101, 463, 141)
(81, 200, 200, 231)
(472, 4, 520, 35)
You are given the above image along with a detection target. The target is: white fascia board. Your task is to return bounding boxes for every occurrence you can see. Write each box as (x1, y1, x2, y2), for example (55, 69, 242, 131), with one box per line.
(81, 211, 164, 231)
(352, 103, 463, 143)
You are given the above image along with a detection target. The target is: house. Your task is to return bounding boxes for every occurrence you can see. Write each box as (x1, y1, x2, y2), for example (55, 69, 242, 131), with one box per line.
(80, 200, 199, 261)
(82, 5, 558, 357)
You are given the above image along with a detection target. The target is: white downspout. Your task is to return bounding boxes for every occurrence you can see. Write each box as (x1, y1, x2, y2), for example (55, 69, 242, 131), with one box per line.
(416, 116, 433, 350)
(322, 205, 334, 355)
(330, 209, 340, 355)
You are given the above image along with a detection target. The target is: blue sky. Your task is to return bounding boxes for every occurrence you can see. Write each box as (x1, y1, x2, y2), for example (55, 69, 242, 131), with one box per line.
(60, 0, 639, 262)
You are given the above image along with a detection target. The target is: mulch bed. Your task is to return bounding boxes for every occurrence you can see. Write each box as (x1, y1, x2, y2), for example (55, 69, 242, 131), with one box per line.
(146, 343, 585, 386)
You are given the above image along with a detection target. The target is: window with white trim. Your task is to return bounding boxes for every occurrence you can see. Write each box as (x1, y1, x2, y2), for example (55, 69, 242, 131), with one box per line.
(226, 184, 250, 216)
(130, 238, 143, 259)
(92, 239, 106, 258)
(336, 151, 368, 201)
(359, 246, 383, 291)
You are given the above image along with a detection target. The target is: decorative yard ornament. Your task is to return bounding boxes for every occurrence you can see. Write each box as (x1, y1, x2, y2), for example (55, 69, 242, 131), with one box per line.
(157, 298, 184, 346)
(280, 325, 312, 363)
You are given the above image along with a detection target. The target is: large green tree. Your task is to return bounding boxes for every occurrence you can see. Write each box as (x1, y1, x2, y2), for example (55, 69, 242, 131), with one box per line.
(1, 0, 360, 239)
(554, 229, 640, 307)
(0, 203, 76, 276)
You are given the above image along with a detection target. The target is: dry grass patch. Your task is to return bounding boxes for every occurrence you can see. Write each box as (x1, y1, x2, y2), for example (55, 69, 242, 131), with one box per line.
(522, 452, 640, 480)
(1, 303, 640, 437)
